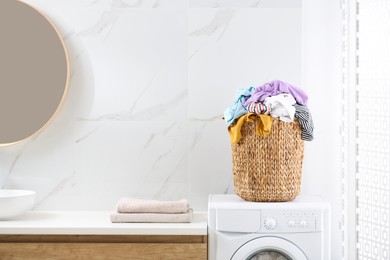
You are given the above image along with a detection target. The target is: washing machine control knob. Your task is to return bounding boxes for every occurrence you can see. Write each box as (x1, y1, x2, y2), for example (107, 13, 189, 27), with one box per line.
(287, 220, 295, 228)
(264, 218, 277, 230)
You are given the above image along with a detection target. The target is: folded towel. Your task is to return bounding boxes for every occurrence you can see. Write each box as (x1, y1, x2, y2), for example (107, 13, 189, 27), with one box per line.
(110, 208, 193, 223)
(116, 197, 189, 214)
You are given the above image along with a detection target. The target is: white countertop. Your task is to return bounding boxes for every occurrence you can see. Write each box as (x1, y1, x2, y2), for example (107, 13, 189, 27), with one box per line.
(0, 211, 208, 235)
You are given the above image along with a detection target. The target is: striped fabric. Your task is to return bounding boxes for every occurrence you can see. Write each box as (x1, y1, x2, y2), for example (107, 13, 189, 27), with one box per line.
(245, 102, 271, 115)
(293, 104, 314, 141)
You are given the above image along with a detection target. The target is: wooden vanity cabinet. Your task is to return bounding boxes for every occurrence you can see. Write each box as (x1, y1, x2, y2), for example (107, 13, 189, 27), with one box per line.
(0, 234, 207, 260)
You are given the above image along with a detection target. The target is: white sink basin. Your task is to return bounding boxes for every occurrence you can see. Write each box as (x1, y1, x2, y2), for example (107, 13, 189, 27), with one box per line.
(0, 190, 36, 220)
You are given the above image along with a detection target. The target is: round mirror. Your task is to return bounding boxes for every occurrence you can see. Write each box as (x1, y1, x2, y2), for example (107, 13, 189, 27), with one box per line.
(0, 0, 69, 146)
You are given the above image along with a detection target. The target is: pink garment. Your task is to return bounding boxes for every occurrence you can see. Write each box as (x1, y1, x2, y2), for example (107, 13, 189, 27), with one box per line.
(243, 80, 308, 106)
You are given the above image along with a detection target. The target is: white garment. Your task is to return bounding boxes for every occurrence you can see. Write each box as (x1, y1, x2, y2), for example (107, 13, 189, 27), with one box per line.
(249, 252, 288, 260)
(265, 93, 296, 122)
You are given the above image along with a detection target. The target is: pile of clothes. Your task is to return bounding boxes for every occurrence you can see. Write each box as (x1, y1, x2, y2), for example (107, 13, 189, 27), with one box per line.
(110, 197, 193, 223)
(224, 80, 314, 144)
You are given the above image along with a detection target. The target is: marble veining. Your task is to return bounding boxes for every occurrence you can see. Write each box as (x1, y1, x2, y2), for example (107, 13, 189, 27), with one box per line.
(189, 0, 259, 8)
(189, 0, 301, 8)
(112, 0, 143, 8)
(77, 11, 121, 40)
(77, 90, 187, 122)
(3, 153, 24, 188)
(34, 172, 77, 207)
(1, 0, 302, 211)
(189, 9, 236, 39)
(143, 122, 178, 149)
(189, 9, 236, 60)
(75, 127, 100, 143)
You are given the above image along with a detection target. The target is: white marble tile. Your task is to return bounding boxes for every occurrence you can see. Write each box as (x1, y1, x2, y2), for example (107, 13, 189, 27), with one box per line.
(1, 2, 189, 210)
(76, 9, 187, 121)
(25, 0, 188, 12)
(0, 1, 302, 211)
(188, 120, 234, 210)
(2, 120, 76, 206)
(188, 8, 302, 119)
(35, 121, 187, 210)
(189, 0, 301, 8)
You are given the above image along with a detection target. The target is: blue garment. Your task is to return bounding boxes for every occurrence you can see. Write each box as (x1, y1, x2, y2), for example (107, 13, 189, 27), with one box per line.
(224, 87, 255, 125)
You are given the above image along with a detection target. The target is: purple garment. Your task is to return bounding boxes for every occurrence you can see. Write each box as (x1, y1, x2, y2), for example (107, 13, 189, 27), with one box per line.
(243, 80, 308, 106)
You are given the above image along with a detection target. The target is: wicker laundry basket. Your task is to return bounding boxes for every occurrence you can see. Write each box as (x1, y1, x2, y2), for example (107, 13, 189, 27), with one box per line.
(231, 118, 304, 202)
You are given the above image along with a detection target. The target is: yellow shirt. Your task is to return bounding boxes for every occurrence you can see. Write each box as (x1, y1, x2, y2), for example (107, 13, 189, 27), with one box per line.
(228, 113, 273, 144)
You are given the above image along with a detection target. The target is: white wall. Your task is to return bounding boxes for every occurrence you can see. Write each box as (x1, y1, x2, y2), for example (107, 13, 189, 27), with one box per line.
(301, 0, 342, 259)
(0, 0, 302, 211)
(0, 0, 342, 258)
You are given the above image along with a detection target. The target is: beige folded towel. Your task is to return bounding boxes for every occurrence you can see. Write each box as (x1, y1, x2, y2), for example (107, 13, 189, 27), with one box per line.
(110, 208, 193, 223)
(116, 197, 189, 214)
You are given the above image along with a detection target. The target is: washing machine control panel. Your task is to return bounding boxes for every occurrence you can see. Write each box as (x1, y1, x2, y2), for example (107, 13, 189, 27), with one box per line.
(260, 209, 322, 233)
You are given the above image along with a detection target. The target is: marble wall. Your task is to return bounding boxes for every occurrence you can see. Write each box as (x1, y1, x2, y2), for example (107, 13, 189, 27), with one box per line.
(0, 0, 302, 210)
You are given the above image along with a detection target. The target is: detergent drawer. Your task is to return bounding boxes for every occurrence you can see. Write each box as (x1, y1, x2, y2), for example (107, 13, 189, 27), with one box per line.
(215, 209, 261, 233)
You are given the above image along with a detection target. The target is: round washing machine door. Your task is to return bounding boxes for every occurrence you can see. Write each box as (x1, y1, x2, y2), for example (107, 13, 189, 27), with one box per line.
(231, 236, 307, 260)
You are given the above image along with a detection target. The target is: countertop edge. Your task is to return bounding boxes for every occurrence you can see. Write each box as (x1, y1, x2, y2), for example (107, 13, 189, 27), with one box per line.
(0, 210, 208, 236)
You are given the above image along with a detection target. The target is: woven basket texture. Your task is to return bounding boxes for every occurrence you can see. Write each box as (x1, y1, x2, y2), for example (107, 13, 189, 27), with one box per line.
(232, 118, 304, 202)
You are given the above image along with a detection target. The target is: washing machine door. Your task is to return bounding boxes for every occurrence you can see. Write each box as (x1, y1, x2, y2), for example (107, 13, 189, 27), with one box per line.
(231, 236, 307, 260)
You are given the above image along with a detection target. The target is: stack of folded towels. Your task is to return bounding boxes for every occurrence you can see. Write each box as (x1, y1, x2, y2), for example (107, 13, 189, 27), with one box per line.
(110, 197, 193, 223)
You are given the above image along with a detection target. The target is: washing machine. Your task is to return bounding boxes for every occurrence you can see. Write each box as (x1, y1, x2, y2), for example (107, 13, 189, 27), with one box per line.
(208, 194, 330, 260)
